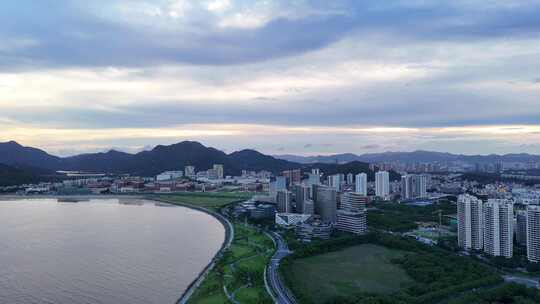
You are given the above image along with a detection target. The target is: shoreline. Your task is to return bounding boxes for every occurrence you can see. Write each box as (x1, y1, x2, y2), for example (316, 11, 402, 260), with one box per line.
(1, 194, 240, 304)
(149, 197, 238, 304)
(0, 194, 145, 201)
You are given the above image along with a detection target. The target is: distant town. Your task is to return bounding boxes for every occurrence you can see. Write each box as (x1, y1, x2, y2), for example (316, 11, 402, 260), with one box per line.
(4, 154, 540, 266)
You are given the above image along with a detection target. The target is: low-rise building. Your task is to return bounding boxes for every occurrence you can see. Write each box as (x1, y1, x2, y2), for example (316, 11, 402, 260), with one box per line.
(249, 204, 276, 220)
(156, 171, 184, 181)
(296, 221, 333, 241)
(275, 213, 312, 227)
(335, 209, 367, 235)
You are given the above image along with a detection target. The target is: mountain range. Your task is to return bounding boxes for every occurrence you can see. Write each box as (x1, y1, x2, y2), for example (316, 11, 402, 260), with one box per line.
(0, 163, 59, 187)
(0, 141, 300, 177)
(274, 151, 540, 164)
(0, 141, 405, 186)
(20, 139, 540, 187)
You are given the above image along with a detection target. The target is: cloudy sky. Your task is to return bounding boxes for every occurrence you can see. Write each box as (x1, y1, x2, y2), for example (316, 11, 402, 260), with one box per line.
(1, 0, 540, 156)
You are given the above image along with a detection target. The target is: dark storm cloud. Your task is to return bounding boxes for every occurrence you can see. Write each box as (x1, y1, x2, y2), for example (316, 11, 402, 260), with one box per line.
(2, 1, 540, 70)
(4, 82, 540, 129)
(361, 144, 380, 149)
(0, 1, 355, 69)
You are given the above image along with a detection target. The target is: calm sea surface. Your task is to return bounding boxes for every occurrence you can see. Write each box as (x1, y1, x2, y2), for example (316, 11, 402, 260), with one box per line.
(0, 198, 225, 304)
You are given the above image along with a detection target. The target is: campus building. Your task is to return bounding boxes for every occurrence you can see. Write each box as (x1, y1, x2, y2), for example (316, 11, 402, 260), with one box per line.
(313, 185, 337, 223)
(296, 221, 333, 241)
(293, 184, 310, 213)
(275, 213, 312, 227)
(156, 171, 184, 181)
(335, 209, 367, 235)
(339, 192, 368, 211)
(335, 192, 368, 235)
(276, 190, 292, 213)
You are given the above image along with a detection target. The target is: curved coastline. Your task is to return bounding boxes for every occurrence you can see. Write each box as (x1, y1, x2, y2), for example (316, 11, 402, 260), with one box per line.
(0, 194, 237, 304)
(148, 197, 237, 304)
(0, 196, 224, 304)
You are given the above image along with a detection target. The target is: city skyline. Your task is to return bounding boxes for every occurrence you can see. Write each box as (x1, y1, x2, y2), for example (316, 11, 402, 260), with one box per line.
(2, 1, 540, 156)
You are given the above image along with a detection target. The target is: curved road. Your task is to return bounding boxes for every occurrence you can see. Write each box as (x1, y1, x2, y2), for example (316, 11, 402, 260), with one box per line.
(503, 275, 540, 289)
(265, 231, 297, 304)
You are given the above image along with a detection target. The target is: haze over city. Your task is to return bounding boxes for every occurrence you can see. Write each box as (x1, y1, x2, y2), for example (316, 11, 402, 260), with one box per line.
(1, 0, 540, 156)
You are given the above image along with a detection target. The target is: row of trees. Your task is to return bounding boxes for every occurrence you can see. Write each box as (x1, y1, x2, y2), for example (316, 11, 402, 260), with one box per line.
(448, 282, 540, 304)
(367, 200, 457, 232)
(475, 246, 540, 274)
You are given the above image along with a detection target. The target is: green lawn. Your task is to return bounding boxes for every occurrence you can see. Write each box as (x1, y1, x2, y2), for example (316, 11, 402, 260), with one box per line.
(189, 222, 275, 304)
(189, 270, 228, 304)
(235, 287, 268, 304)
(231, 244, 255, 259)
(157, 192, 252, 210)
(287, 244, 414, 304)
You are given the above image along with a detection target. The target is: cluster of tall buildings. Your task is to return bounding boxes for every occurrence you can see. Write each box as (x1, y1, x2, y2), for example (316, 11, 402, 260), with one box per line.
(271, 168, 437, 237)
(282, 169, 302, 186)
(157, 164, 225, 181)
(321, 171, 429, 202)
(370, 162, 446, 173)
(370, 160, 540, 174)
(272, 168, 369, 236)
(325, 170, 390, 200)
(457, 194, 540, 262)
(401, 174, 427, 200)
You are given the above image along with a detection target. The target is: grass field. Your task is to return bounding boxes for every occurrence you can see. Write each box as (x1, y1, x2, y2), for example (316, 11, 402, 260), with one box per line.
(287, 244, 414, 304)
(157, 191, 253, 210)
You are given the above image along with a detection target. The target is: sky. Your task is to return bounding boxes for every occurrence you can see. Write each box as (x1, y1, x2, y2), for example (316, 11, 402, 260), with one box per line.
(1, 0, 540, 156)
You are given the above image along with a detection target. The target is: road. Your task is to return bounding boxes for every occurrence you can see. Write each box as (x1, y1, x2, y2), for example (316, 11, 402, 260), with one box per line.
(265, 231, 297, 304)
(503, 275, 540, 289)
